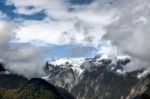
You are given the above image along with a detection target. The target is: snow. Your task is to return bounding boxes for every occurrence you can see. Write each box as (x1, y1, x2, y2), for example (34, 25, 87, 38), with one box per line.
(100, 54, 110, 59)
(116, 69, 126, 75)
(42, 76, 49, 80)
(116, 55, 130, 60)
(137, 70, 149, 79)
(46, 55, 131, 76)
(49, 58, 85, 66)
(49, 58, 85, 75)
(50, 58, 70, 66)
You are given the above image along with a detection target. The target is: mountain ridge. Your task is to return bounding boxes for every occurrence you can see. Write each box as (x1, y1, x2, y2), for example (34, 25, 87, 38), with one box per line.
(0, 78, 75, 99)
(0, 64, 75, 99)
(43, 55, 150, 99)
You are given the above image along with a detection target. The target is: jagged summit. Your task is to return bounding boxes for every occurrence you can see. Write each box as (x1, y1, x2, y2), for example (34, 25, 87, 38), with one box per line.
(48, 58, 85, 66)
(43, 54, 150, 99)
(45, 55, 131, 74)
(44, 55, 131, 81)
(43, 54, 132, 93)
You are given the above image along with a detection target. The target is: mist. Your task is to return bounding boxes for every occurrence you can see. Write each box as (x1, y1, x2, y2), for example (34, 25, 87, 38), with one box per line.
(0, 20, 46, 78)
(96, 0, 150, 78)
(1, 0, 150, 78)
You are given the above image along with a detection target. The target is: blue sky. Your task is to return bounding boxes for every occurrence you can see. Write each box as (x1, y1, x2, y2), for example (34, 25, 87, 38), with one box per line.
(0, 0, 46, 20)
(1, 0, 150, 77)
(0, 0, 94, 20)
(0, 0, 102, 59)
(0, 0, 108, 78)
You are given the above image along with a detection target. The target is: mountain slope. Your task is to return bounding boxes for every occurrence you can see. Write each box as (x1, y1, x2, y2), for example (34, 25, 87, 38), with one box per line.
(0, 63, 75, 99)
(43, 55, 150, 99)
(0, 63, 5, 72)
(0, 74, 28, 89)
(18, 78, 65, 99)
(0, 63, 28, 89)
(0, 78, 75, 99)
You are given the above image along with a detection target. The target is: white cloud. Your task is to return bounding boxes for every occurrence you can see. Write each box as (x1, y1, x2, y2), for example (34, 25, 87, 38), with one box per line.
(13, 6, 43, 15)
(102, 0, 150, 75)
(0, 18, 46, 78)
(2, 43, 47, 78)
(0, 0, 118, 78)
(14, 16, 113, 47)
(7, 0, 69, 17)
(137, 69, 149, 79)
(7, 0, 117, 48)
(0, 21, 16, 53)
(5, 0, 150, 78)
(15, 20, 74, 45)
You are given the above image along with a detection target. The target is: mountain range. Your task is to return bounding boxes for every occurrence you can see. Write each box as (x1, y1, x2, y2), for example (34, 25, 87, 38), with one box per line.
(43, 55, 150, 99)
(1, 55, 150, 99)
(0, 64, 75, 99)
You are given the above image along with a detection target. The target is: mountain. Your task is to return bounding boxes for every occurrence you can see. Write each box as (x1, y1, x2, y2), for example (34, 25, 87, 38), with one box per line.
(0, 78, 62, 99)
(43, 55, 150, 99)
(0, 74, 28, 89)
(0, 63, 28, 89)
(0, 78, 75, 99)
(0, 64, 75, 99)
(17, 78, 66, 99)
(0, 63, 6, 72)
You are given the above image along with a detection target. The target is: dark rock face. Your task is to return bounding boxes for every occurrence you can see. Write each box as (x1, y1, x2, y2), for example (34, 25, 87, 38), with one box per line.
(0, 63, 75, 99)
(44, 56, 150, 99)
(56, 86, 75, 99)
(70, 66, 142, 99)
(21, 78, 61, 92)
(0, 74, 28, 89)
(134, 79, 150, 99)
(0, 63, 29, 89)
(19, 78, 65, 99)
(0, 78, 75, 99)
(45, 65, 77, 91)
(21, 78, 75, 99)
(0, 63, 5, 72)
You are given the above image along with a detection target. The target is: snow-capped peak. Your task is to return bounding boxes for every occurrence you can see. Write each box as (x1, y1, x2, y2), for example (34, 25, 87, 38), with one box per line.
(43, 54, 131, 91)
(45, 55, 131, 76)
(116, 55, 130, 60)
(48, 58, 85, 75)
(49, 58, 85, 66)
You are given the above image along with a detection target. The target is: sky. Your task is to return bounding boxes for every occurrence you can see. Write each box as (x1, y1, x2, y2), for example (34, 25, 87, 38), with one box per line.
(1, 0, 150, 78)
(0, 0, 106, 78)
(0, 0, 99, 58)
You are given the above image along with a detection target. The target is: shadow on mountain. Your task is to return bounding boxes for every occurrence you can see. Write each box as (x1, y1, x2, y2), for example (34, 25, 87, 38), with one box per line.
(0, 78, 75, 99)
(0, 63, 75, 99)
(134, 93, 150, 99)
(0, 63, 5, 72)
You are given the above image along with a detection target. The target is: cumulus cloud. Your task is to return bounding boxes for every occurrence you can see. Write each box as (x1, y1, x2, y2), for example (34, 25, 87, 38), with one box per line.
(0, 16, 47, 78)
(14, 18, 110, 47)
(0, 20, 15, 54)
(6, 0, 69, 18)
(3, 0, 150, 78)
(102, 0, 150, 76)
(7, 0, 117, 48)
(3, 43, 47, 78)
(1, 0, 117, 78)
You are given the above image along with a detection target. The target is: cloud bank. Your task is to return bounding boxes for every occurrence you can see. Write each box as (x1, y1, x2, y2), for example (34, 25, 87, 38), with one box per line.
(1, 0, 150, 78)
(0, 16, 46, 78)
(102, 0, 150, 77)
